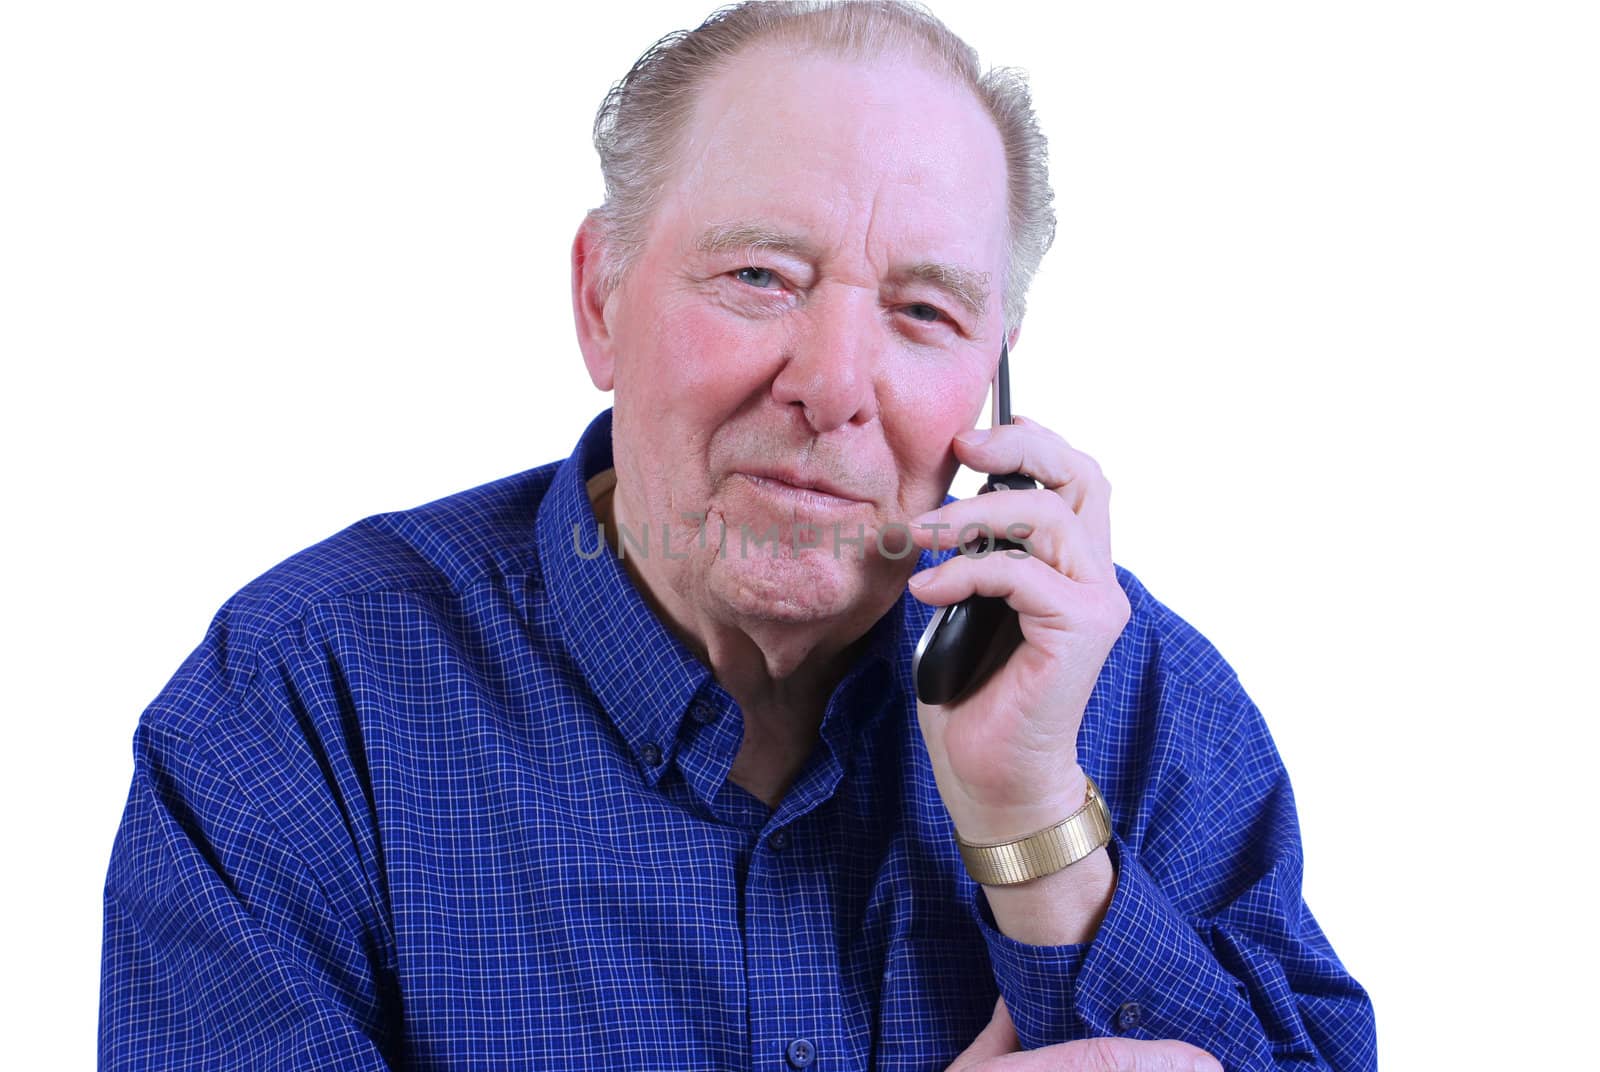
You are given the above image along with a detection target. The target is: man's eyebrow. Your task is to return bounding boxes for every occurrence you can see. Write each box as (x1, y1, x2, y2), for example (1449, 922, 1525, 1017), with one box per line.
(693, 223, 821, 261)
(901, 262, 991, 324)
(694, 222, 991, 324)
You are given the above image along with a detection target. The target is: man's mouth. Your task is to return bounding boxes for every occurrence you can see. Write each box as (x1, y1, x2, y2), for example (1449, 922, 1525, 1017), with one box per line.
(736, 468, 870, 510)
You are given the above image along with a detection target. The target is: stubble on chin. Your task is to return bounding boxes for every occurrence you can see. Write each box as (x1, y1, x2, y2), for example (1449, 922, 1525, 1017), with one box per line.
(670, 505, 854, 625)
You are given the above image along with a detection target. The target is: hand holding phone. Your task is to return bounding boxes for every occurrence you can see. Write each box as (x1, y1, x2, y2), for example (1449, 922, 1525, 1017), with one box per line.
(904, 341, 1128, 892)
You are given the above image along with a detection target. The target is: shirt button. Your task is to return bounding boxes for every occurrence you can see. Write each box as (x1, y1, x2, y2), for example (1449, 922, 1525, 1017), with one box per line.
(690, 701, 719, 725)
(1114, 1001, 1144, 1033)
(785, 1038, 816, 1069)
(639, 742, 662, 766)
(769, 829, 790, 852)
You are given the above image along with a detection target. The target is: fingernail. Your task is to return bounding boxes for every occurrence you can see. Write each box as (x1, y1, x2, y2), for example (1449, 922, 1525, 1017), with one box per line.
(955, 428, 991, 445)
(908, 570, 932, 589)
(910, 509, 939, 527)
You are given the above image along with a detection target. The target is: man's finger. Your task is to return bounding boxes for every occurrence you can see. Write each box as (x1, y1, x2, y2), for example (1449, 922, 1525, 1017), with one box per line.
(1061, 1036, 1223, 1072)
(909, 489, 1111, 582)
(952, 418, 1114, 563)
(909, 551, 1118, 638)
(950, 1033, 1223, 1072)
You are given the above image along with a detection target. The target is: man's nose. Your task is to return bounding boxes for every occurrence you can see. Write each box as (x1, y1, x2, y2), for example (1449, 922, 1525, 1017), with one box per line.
(769, 287, 882, 434)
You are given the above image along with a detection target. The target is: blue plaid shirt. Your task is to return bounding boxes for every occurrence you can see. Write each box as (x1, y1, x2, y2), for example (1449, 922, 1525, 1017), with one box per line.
(101, 409, 1374, 1070)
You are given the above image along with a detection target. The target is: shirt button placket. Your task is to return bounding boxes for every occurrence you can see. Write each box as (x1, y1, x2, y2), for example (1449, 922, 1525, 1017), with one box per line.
(746, 809, 840, 1069)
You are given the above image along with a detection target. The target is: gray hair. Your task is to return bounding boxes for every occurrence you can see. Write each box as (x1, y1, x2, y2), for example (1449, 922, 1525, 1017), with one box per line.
(591, 1, 1055, 328)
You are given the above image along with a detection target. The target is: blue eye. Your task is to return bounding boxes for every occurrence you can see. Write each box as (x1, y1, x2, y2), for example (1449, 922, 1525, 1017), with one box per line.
(905, 303, 943, 322)
(735, 267, 777, 288)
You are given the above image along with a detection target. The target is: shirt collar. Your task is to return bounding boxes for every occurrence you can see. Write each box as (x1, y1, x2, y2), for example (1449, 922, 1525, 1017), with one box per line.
(535, 409, 712, 785)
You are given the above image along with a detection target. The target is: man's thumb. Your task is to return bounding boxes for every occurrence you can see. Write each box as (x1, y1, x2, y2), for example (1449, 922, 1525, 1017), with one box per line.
(946, 996, 1021, 1071)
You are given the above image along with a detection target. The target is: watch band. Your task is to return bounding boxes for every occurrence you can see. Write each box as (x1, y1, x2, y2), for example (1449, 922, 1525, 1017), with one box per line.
(956, 775, 1112, 886)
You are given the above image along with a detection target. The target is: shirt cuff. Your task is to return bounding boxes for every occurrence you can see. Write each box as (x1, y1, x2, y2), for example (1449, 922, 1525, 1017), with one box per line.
(972, 834, 1250, 1050)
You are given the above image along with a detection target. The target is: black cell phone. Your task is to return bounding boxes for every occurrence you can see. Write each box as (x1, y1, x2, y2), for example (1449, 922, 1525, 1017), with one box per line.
(912, 340, 1037, 706)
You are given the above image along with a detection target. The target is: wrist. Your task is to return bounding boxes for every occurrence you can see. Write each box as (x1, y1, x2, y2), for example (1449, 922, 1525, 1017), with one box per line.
(955, 771, 1110, 888)
(946, 763, 1090, 844)
(982, 843, 1115, 945)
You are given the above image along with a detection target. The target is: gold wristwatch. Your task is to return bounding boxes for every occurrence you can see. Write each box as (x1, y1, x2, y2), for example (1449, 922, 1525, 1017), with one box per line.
(956, 776, 1112, 886)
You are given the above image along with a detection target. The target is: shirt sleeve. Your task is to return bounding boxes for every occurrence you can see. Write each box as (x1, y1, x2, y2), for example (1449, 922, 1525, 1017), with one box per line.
(968, 587, 1377, 1071)
(100, 637, 396, 1070)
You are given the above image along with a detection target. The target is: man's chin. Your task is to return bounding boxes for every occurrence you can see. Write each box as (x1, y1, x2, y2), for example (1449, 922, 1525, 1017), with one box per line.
(706, 550, 865, 625)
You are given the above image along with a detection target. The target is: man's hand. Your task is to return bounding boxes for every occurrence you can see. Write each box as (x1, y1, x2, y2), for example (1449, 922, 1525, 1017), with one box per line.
(909, 416, 1129, 842)
(948, 998, 1222, 1072)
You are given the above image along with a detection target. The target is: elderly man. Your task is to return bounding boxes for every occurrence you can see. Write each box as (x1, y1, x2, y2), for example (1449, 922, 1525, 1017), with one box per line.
(101, 3, 1374, 1070)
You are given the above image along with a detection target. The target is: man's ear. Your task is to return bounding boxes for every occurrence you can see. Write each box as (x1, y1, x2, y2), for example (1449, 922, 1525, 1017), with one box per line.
(1006, 323, 1022, 352)
(571, 211, 618, 392)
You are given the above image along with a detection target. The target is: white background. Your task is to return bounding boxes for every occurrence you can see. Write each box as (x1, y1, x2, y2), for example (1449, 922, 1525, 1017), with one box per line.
(3, 2, 1595, 1067)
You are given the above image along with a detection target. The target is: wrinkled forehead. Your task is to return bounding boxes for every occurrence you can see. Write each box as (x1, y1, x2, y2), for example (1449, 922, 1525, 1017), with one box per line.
(664, 45, 1010, 267)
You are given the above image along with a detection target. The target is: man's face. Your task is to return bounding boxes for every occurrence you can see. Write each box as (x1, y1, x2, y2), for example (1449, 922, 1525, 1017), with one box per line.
(589, 46, 1011, 630)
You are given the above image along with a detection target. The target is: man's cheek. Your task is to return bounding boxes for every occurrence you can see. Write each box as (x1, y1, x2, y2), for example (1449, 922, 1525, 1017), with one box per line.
(892, 371, 989, 443)
(654, 308, 775, 393)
